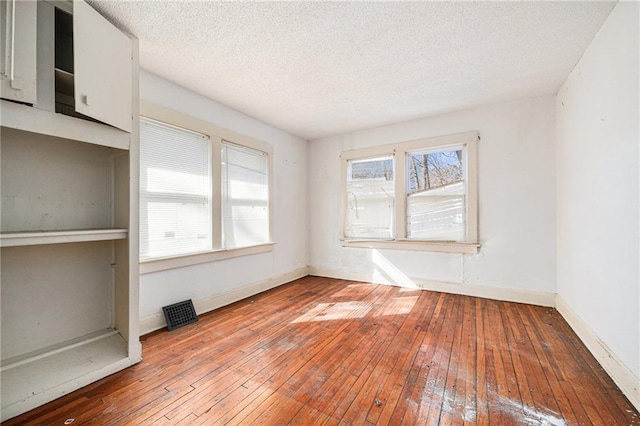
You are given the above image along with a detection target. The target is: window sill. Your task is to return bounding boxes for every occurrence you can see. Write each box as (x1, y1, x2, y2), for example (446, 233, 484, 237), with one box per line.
(139, 243, 275, 274)
(341, 239, 479, 254)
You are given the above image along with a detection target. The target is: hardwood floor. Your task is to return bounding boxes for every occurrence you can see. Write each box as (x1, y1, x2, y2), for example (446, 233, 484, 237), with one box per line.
(5, 276, 639, 425)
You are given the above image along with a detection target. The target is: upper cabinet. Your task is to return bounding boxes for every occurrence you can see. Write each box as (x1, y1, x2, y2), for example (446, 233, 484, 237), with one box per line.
(0, 0, 37, 104)
(1, 0, 132, 133)
(73, 0, 132, 132)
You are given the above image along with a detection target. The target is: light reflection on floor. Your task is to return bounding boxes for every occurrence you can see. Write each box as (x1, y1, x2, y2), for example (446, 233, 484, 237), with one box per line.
(292, 287, 418, 323)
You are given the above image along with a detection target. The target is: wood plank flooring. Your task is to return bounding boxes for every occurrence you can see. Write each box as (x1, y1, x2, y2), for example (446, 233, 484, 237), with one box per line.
(4, 276, 639, 425)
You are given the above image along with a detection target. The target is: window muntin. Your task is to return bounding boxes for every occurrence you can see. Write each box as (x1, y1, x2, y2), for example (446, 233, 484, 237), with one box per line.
(345, 156, 395, 239)
(222, 141, 270, 248)
(140, 119, 212, 260)
(406, 147, 465, 241)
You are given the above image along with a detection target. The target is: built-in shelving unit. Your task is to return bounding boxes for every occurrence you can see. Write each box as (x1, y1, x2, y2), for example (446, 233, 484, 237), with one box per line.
(0, 0, 140, 421)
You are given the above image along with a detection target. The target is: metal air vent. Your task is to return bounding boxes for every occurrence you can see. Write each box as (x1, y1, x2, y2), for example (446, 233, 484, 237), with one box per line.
(162, 299, 198, 331)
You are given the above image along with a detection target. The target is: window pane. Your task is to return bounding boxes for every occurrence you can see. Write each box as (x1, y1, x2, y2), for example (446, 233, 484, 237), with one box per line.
(345, 156, 394, 239)
(222, 142, 269, 248)
(406, 148, 465, 241)
(140, 119, 212, 259)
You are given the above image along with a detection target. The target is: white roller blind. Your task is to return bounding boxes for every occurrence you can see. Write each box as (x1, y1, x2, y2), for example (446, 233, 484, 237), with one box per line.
(140, 118, 212, 260)
(222, 142, 269, 248)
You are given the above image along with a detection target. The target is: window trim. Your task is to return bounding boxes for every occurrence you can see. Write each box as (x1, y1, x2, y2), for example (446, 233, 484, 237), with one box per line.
(340, 131, 479, 254)
(139, 243, 275, 274)
(139, 101, 274, 272)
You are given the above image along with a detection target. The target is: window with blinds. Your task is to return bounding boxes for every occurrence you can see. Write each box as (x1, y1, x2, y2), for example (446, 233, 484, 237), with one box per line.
(222, 142, 270, 248)
(345, 155, 395, 239)
(140, 118, 212, 260)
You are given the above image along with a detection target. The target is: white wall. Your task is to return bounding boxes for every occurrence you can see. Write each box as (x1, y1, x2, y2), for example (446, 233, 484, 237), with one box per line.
(138, 71, 308, 331)
(309, 95, 557, 303)
(556, 0, 639, 405)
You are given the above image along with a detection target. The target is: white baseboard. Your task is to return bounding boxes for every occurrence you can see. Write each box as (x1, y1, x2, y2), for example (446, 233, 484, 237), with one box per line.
(556, 295, 640, 412)
(139, 267, 309, 335)
(307, 266, 556, 307)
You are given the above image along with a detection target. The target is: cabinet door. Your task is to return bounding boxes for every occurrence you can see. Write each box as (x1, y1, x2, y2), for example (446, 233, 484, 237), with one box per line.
(0, 0, 37, 104)
(73, 0, 132, 133)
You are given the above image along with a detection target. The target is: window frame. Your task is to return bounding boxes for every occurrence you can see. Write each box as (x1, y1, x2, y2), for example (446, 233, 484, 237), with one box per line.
(340, 131, 479, 254)
(139, 102, 274, 274)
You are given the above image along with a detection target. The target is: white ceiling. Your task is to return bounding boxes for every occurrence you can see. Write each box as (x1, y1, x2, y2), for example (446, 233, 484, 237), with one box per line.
(90, 1, 616, 141)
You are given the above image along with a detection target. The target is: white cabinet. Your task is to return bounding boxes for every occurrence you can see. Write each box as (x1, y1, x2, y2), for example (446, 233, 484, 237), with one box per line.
(73, 0, 132, 132)
(0, 0, 37, 104)
(1, 0, 132, 132)
(0, 0, 140, 421)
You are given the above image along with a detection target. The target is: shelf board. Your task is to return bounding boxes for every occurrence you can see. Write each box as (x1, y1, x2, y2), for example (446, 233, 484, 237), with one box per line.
(0, 99, 130, 150)
(54, 68, 74, 97)
(0, 229, 128, 247)
(0, 331, 135, 422)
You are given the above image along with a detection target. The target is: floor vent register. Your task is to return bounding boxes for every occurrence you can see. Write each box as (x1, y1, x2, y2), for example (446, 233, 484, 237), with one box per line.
(162, 299, 198, 331)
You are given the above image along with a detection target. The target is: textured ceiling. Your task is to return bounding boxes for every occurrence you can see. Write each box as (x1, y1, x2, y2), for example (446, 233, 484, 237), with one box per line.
(90, 1, 616, 141)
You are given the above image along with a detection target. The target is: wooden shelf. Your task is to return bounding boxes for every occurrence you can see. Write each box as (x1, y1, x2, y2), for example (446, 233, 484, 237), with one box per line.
(0, 100, 130, 150)
(0, 229, 128, 247)
(0, 331, 134, 421)
(54, 68, 74, 97)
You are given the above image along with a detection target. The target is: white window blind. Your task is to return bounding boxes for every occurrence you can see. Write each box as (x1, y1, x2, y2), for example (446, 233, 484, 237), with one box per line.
(345, 155, 395, 239)
(140, 118, 212, 260)
(222, 142, 269, 248)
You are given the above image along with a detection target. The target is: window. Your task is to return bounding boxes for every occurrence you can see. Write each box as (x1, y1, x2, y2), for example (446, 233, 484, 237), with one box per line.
(139, 103, 273, 272)
(341, 131, 479, 254)
(345, 155, 395, 239)
(406, 147, 465, 241)
(140, 119, 212, 259)
(222, 142, 270, 248)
